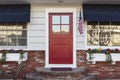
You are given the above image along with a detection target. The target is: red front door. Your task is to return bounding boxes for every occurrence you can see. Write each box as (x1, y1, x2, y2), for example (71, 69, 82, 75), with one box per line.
(49, 13, 73, 64)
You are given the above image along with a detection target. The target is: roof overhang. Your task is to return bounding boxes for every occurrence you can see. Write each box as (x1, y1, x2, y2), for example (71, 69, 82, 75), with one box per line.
(0, 0, 120, 4)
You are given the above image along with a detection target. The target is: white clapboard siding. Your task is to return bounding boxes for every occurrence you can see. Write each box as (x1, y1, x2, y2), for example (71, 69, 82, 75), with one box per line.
(29, 31, 45, 37)
(76, 42, 85, 49)
(30, 17, 45, 24)
(29, 43, 45, 50)
(31, 11, 45, 18)
(28, 5, 46, 50)
(76, 37, 85, 43)
(29, 25, 46, 31)
(29, 37, 45, 43)
(76, 11, 80, 18)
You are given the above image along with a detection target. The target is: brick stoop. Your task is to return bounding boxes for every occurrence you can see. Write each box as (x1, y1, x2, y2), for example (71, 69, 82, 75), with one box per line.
(35, 67, 87, 79)
(81, 74, 98, 80)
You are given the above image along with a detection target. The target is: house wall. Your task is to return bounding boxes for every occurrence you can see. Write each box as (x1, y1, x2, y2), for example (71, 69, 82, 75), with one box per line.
(1, 4, 120, 79)
(28, 4, 85, 50)
(27, 4, 120, 79)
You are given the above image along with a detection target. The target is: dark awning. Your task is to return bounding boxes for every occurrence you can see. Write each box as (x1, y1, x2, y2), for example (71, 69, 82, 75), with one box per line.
(0, 4, 30, 22)
(83, 4, 120, 21)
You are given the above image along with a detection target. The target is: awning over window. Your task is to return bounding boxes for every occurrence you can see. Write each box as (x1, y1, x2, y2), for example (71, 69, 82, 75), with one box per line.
(83, 4, 120, 21)
(0, 4, 30, 22)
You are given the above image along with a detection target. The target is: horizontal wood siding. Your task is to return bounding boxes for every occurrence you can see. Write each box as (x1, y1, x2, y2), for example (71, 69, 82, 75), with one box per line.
(76, 10, 85, 49)
(30, 17, 45, 24)
(28, 5, 85, 50)
(28, 5, 46, 50)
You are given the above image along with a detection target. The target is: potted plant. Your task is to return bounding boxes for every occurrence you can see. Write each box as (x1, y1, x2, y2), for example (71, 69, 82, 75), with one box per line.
(105, 49, 112, 63)
(17, 49, 26, 60)
(86, 48, 115, 63)
(0, 50, 9, 62)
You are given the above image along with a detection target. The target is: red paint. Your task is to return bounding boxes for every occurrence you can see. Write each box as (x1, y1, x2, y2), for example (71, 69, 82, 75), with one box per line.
(49, 13, 73, 64)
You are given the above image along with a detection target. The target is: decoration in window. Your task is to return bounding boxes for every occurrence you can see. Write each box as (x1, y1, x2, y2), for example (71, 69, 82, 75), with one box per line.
(87, 22, 120, 46)
(0, 23, 27, 47)
(61, 25, 69, 33)
(52, 25, 60, 33)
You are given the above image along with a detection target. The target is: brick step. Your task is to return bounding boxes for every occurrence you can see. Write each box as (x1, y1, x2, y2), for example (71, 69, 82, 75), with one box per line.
(35, 67, 87, 79)
(81, 74, 98, 80)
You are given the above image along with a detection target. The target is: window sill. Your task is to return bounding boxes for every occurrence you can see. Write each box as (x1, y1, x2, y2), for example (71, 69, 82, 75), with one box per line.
(86, 53, 120, 64)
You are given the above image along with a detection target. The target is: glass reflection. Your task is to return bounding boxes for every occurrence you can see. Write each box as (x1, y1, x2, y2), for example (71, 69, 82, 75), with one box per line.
(18, 38, 27, 46)
(61, 16, 69, 24)
(87, 37, 98, 46)
(52, 25, 60, 33)
(61, 25, 69, 33)
(52, 16, 60, 24)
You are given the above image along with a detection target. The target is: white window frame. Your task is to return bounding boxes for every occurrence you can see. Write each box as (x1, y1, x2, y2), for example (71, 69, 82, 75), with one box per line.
(0, 23, 28, 49)
(45, 8, 77, 68)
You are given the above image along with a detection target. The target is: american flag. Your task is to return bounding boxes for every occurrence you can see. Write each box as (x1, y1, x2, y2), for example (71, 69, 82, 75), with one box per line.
(78, 10, 83, 34)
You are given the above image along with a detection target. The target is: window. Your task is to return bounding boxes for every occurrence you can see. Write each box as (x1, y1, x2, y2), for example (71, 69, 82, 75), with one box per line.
(52, 15, 70, 33)
(0, 23, 27, 48)
(87, 22, 120, 46)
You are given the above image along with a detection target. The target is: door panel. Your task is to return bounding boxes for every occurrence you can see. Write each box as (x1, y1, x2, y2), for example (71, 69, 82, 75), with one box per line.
(49, 13, 73, 64)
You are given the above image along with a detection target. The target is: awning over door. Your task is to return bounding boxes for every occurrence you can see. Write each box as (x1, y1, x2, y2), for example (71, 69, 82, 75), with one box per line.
(0, 4, 30, 22)
(83, 4, 120, 21)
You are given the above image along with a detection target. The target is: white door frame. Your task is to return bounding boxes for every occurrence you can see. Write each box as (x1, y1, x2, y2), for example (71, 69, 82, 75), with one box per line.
(45, 8, 76, 68)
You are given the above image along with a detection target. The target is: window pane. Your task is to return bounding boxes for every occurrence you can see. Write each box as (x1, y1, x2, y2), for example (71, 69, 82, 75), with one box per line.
(0, 38, 6, 45)
(87, 24, 99, 46)
(61, 25, 69, 33)
(87, 37, 98, 46)
(111, 25, 120, 46)
(18, 38, 27, 46)
(0, 31, 7, 37)
(61, 16, 69, 24)
(7, 37, 17, 46)
(52, 25, 60, 33)
(99, 24, 111, 46)
(52, 16, 60, 24)
(18, 31, 27, 37)
(99, 37, 110, 46)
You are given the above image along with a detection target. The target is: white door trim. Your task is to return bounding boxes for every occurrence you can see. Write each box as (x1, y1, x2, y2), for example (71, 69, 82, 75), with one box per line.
(45, 8, 76, 68)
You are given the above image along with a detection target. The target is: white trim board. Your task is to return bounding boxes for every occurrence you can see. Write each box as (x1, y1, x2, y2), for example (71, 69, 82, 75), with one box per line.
(45, 8, 77, 68)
